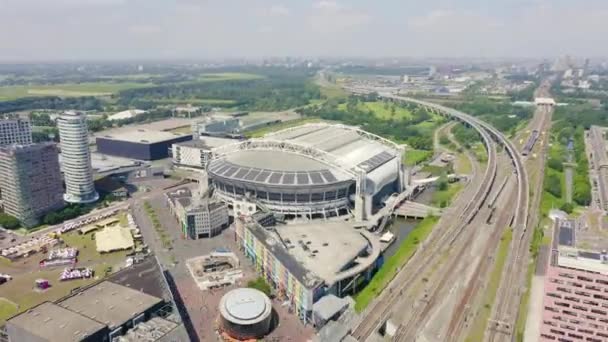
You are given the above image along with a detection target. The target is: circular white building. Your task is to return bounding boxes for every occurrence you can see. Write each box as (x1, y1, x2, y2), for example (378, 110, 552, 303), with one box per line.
(219, 288, 272, 340)
(57, 111, 99, 204)
(208, 123, 406, 221)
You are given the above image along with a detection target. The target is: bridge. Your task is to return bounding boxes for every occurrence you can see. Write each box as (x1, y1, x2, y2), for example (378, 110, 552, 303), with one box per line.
(394, 201, 442, 219)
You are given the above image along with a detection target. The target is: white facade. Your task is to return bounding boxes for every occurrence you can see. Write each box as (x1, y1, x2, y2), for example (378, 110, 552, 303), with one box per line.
(172, 144, 211, 169)
(57, 111, 99, 204)
(0, 119, 32, 146)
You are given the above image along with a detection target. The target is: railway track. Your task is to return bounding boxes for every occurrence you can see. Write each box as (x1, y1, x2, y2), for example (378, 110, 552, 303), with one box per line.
(485, 104, 552, 342)
(349, 94, 531, 341)
(351, 99, 498, 341)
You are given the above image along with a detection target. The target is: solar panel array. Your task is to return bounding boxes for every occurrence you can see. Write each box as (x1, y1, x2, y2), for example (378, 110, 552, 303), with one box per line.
(208, 160, 345, 185)
(358, 151, 395, 172)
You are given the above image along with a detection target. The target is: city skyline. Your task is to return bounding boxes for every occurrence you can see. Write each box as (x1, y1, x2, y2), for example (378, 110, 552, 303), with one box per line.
(1, 0, 608, 61)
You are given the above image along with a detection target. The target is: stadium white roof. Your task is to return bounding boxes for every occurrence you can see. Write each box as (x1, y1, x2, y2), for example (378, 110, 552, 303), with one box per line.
(266, 123, 402, 172)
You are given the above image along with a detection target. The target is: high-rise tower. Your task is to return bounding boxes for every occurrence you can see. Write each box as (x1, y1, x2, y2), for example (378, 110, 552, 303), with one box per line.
(57, 111, 98, 204)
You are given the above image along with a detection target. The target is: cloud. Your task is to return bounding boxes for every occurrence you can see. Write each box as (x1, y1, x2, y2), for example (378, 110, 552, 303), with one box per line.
(309, 1, 371, 33)
(268, 4, 290, 17)
(313, 1, 341, 11)
(128, 25, 163, 35)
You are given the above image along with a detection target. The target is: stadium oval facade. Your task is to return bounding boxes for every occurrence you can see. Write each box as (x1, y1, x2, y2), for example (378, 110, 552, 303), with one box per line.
(208, 123, 407, 220)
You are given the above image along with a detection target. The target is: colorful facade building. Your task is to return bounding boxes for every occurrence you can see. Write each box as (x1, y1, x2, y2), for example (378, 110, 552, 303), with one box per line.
(234, 217, 382, 322)
(540, 219, 608, 341)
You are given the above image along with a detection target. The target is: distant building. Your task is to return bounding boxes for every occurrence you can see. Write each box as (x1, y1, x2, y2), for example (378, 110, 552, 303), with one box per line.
(57, 111, 99, 204)
(0, 118, 32, 146)
(107, 109, 147, 122)
(193, 117, 240, 136)
(0, 143, 64, 227)
(96, 129, 192, 160)
(166, 186, 229, 240)
(539, 219, 608, 341)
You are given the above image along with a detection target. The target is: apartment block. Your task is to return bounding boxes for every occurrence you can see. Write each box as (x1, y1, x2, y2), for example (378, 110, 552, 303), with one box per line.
(540, 219, 608, 342)
(0, 143, 64, 227)
(0, 118, 32, 146)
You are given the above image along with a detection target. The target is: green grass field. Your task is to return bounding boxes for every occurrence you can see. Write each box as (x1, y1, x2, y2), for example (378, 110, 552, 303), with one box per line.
(466, 228, 513, 342)
(338, 101, 413, 120)
(197, 72, 263, 82)
(432, 183, 464, 208)
(0, 82, 153, 101)
(0, 299, 18, 323)
(354, 216, 439, 312)
(404, 149, 433, 166)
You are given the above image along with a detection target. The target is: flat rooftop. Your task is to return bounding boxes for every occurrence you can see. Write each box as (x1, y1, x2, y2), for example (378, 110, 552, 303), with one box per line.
(246, 220, 376, 286)
(98, 129, 191, 144)
(276, 222, 370, 283)
(58, 281, 163, 329)
(7, 302, 106, 342)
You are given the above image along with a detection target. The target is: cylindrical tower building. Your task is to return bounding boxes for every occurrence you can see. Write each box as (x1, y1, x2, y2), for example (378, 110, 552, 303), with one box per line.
(57, 111, 99, 204)
(219, 288, 273, 340)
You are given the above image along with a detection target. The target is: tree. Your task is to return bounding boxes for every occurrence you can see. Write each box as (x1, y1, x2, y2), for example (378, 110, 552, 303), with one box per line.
(544, 173, 562, 198)
(547, 158, 563, 172)
(0, 213, 21, 229)
(560, 202, 574, 214)
(247, 277, 272, 297)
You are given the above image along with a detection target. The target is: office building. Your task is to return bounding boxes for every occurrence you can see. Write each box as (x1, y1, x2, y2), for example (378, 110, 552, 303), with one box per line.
(166, 186, 229, 239)
(57, 111, 98, 204)
(0, 118, 32, 146)
(0, 143, 64, 227)
(540, 219, 608, 341)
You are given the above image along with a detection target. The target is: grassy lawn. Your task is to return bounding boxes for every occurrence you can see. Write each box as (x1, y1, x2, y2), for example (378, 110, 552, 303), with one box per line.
(432, 183, 464, 208)
(404, 149, 433, 166)
(515, 261, 537, 342)
(338, 101, 413, 120)
(466, 228, 513, 342)
(455, 153, 473, 174)
(245, 118, 323, 138)
(0, 299, 18, 322)
(0, 82, 153, 100)
(319, 83, 348, 99)
(354, 216, 439, 312)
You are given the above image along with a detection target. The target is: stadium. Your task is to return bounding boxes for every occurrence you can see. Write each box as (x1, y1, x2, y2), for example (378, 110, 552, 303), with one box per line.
(207, 123, 407, 221)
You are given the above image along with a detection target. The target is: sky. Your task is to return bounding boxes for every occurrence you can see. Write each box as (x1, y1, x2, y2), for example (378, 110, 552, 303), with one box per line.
(1, 0, 607, 61)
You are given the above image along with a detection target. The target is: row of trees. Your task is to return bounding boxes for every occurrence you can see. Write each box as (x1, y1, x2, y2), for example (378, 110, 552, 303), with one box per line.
(0, 96, 103, 114)
(117, 75, 321, 112)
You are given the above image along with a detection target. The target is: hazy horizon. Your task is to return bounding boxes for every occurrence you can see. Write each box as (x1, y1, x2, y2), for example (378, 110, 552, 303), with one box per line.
(2, 0, 608, 62)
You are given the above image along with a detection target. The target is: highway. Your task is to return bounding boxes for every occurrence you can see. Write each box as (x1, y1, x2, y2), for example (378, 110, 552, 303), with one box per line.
(346, 92, 530, 341)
